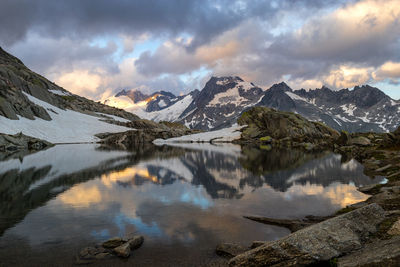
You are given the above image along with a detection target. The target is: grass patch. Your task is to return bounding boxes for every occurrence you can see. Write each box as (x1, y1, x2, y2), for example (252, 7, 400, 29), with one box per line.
(60, 95, 76, 101)
(335, 206, 356, 215)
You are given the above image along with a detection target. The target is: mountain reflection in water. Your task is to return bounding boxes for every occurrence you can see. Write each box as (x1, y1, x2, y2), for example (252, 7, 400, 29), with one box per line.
(0, 143, 383, 266)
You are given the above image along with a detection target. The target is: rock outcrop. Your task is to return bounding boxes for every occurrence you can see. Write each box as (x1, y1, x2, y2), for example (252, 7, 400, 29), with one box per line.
(98, 119, 198, 147)
(237, 106, 339, 149)
(0, 132, 53, 152)
(229, 204, 385, 266)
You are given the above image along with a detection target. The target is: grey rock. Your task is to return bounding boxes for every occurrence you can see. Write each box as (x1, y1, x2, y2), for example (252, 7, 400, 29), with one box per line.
(250, 241, 267, 249)
(113, 242, 131, 258)
(229, 204, 385, 267)
(349, 136, 371, 146)
(388, 219, 400, 236)
(102, 237, 126, 248)
(337, 236, 400, 267)
(0, 133, 53, 153)
(127, 235, 144, 250)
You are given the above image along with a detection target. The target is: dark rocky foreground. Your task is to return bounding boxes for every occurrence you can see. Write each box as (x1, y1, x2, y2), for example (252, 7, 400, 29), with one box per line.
(211, 107, 400, 266)
(76, 235, 144, 264)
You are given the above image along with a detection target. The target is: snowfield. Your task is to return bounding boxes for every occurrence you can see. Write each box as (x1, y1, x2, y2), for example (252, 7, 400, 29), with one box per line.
(145, 95, 193, 122)
(0, 92, 132, 143)
(104, 94, 193, 123)
(153, 124, 245, 143)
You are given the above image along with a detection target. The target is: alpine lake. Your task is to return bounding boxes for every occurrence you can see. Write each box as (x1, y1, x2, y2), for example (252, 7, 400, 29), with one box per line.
(0, 143, 385, 266)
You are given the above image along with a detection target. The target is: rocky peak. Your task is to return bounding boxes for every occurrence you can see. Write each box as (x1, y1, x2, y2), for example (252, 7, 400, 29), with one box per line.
(351, 85, 388, 107)
(268, 82, 292, 93)
(257, 82, 295, 111)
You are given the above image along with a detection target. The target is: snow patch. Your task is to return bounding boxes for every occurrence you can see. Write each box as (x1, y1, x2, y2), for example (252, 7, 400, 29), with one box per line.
(237, 81, 255, 92)
(96, 113, 131, 123)
(153, 124, 245, 143)
(0, 92, 132, 143)
(208, 87, 247, 107)
(285, 92, 308, 102)
(341, 104, 357, 116)
(49, 90, 71, 96)
(159, 99, 167, 108)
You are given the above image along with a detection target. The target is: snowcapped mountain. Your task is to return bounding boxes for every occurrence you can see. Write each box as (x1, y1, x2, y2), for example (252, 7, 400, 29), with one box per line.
(260, 82, 400, 132)
(0, 47, 138, 143)
(103, 75, 399, 133)
(179, 76, 265, 130)
(103, 88, 200, 122)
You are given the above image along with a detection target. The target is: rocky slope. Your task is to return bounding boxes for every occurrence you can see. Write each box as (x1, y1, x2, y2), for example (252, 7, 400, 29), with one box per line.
(0, 47, 139, 122)
(0, 47, 146, 143)
(0, 47, 201, 144)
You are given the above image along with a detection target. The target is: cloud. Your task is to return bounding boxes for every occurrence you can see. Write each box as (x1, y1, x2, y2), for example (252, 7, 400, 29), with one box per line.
(373, 61, 400, 84)
(269, 0, 400, 70)
(1, 0, 399, 99)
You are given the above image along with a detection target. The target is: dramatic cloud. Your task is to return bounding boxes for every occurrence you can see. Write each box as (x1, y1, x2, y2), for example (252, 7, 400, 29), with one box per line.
(0, 0, 399, 99)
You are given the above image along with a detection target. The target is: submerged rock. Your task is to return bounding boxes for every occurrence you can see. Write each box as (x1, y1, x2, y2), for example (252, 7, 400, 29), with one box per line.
(77, 246, 113, 264)
(102, 237, 126, 248)
(229, 204, 385, 266)
(216, 243, 248, 258)
(127, 235, 144, 250)
(77, 235, 144, 262)
(113, 242, 131, 258)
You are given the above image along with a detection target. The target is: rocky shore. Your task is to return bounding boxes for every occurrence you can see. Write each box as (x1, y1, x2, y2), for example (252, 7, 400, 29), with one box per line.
(97, 119, 199, 148)
(212, 107, 400, 266)
(0, 132, 53, 160)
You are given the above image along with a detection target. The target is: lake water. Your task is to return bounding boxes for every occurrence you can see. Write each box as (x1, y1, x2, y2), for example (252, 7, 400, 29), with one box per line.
(0, 143, 383, 266)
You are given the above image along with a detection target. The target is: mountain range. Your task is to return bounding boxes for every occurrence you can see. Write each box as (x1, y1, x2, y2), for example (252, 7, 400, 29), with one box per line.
(0, 44, 398, 141)
(105, 77, 400, 132)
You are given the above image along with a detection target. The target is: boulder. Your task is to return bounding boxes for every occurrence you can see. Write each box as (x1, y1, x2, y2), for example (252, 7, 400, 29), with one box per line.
(388, 219, 400, 236)
(113, 242, 131, 258)
(349, 136, 371, 146)
(337, 236, 400, 267)
(77, 246, 113, 263)
(127, 235, 144, 250)
(229, 204, 385, 267)
(102, 237, 126, 248)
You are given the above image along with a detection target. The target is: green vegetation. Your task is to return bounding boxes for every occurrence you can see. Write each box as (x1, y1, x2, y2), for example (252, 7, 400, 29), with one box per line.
(335, 206, 356, 215)
(30, 78, 43, 87)
(61, 95, 76, 101)
(259, 136, 272, 142)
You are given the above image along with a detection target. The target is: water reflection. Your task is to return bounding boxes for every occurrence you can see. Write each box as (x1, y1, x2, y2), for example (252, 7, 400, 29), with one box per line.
(0, 143, 382, 266)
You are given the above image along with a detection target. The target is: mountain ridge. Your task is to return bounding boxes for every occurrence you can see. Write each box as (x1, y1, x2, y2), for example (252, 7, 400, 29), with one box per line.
(105, 76, 399, 132)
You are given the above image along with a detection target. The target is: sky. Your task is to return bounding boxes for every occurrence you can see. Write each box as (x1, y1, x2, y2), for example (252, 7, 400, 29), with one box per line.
(1, 0, 400, 100)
